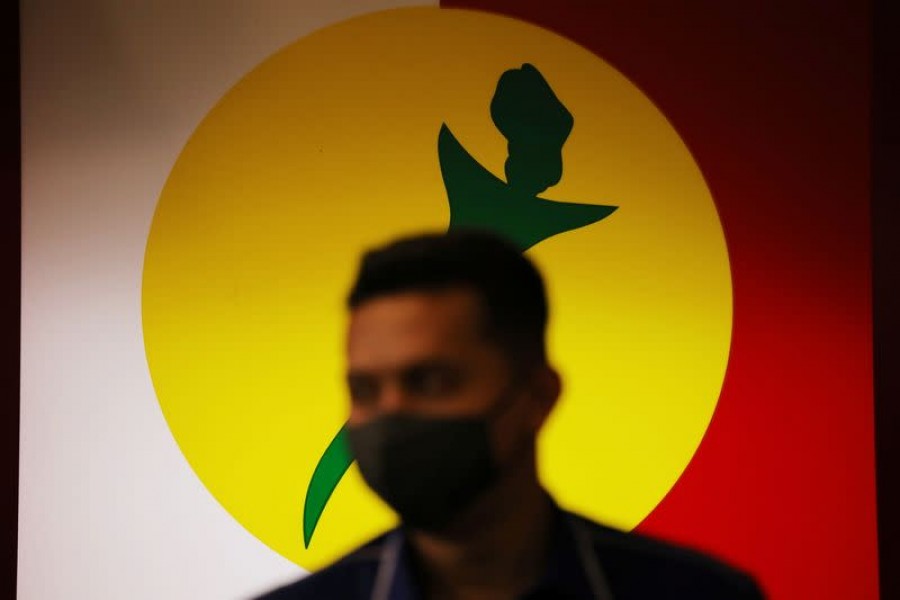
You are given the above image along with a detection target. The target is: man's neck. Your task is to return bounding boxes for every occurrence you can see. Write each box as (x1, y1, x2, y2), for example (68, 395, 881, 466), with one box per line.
(407, 460, 553, 600)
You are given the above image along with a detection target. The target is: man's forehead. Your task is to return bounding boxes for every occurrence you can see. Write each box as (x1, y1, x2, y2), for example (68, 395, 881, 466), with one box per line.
(346, 288, 485, 365)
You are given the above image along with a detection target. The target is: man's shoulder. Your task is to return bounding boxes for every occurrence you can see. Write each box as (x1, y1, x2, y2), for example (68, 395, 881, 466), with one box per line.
(253, 533, 388, 600)
(566, 512, 765, 599)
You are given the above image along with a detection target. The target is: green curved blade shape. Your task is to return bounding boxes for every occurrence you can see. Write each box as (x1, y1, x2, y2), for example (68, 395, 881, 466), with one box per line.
(302, 425, 352, 547)
(438, 124, 616, 251)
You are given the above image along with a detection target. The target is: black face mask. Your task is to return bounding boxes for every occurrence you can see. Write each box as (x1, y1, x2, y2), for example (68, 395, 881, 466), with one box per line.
(347, 395, 518, 532)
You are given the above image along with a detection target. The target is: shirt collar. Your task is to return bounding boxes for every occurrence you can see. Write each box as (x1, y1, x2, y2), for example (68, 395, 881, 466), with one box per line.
(379, 500, 597, 600)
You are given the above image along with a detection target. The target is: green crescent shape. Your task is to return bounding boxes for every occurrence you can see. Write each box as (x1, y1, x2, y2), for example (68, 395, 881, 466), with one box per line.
(302, 425, 352, 547)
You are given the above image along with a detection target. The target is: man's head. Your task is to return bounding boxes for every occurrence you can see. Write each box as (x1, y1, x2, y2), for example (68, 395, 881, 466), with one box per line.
(347, 230, 549, 374)
(344, 231, 560, 532)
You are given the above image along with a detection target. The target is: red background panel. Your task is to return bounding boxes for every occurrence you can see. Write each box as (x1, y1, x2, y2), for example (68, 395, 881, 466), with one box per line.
(441, 1, 878, 598)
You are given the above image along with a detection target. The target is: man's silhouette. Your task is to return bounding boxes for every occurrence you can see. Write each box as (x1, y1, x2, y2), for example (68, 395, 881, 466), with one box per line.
(260, 231, 764, 600)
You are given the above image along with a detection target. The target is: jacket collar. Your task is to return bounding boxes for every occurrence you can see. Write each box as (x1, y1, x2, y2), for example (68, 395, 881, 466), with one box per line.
(374, 498, 599, 600)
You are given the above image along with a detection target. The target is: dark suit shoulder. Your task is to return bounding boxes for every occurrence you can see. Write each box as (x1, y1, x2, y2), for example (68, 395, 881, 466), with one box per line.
(253, 534, 387, 600)
(567, 513, 764, 599)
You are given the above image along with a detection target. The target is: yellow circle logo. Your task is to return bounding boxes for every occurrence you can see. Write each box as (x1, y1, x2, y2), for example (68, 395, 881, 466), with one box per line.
(142, 7, 731, 570)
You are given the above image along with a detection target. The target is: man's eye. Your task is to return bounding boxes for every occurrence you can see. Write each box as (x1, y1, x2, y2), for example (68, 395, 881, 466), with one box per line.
(404, 367, 460, 397)
(348, 377, 378, 404)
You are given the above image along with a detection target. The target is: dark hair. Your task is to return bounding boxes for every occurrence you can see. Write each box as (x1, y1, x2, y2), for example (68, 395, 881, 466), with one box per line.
(347, 230, 549, 371)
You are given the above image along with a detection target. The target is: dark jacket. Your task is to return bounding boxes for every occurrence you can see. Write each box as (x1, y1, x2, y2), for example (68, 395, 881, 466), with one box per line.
(256, 506, 764, 599)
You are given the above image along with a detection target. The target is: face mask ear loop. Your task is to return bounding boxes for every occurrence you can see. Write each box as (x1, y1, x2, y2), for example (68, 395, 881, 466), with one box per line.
(483, 373, 530, 422)
(483, 379, 540, 471)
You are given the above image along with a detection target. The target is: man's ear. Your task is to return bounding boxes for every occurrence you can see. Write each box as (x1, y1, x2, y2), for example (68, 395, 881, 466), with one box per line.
(528, 365, 561, 430)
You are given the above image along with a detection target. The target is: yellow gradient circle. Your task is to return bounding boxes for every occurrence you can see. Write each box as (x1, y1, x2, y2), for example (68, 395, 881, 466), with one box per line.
(142, 7, 731, 570)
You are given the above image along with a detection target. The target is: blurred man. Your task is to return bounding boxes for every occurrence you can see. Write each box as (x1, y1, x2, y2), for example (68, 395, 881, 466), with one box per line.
(259, 231, 763, 599)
